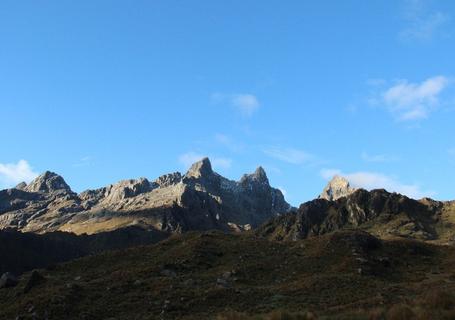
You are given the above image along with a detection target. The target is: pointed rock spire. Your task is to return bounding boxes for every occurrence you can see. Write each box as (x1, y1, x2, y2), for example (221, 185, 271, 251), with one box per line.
(186, 157, 214, 179)
(319, 175, 356, 201)
(240, 166, 270, 187)
(24, 171, 72, 194)
(252, 166, 268, 182)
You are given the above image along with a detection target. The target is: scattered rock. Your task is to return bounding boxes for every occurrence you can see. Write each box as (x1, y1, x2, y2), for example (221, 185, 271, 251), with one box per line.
(216, 278, 230, 288)
(160, 269, 177, 278)
(355, 257, 369, 264)
(0, 272, 19, 289)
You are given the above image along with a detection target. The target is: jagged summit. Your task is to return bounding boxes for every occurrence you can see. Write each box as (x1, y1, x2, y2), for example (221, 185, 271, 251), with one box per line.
(24, 171, 72, 194)
(257, 188, 449, 242)
(15, 182, 27, 190)
(319, 175, 356, 201)
(0, 158, 290, 234)
(252, 166, 268, 183)
(240, 166, 269, 186)
(185, 157, 214, 179)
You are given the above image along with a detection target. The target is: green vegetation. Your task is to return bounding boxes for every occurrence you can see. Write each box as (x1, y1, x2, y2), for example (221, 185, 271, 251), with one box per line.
(2, 230, 455, 319)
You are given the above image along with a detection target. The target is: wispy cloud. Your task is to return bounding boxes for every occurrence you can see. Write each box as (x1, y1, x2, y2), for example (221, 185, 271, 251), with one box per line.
(263, 147, 316, 165)
(211, 93, 260, 117)
(0, 160, 38, 189)
(399, 0, 450, 42)
(178, 152, 232, 171)
(72, 156, 92, 167)
(320, 168, 434, 199)
(369, 76, 450, 121)
(361, 152, 398, 163)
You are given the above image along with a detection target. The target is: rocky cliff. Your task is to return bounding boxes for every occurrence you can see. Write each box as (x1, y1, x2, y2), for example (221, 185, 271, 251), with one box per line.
(0, 158, 290, 235)
(258, 187, 455, 243)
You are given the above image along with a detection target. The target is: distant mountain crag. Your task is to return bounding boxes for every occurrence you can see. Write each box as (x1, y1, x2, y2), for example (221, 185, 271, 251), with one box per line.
(258, 188, 455, 242)
(0, 158, 291, 235)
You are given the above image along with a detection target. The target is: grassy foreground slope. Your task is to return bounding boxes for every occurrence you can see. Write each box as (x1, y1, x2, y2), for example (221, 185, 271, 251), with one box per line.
(2, 230, 455, 319)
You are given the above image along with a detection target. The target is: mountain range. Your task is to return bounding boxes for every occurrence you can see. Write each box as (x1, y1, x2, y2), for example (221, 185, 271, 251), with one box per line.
(2, 159, 455, 319)
(3, 158, 455, 247)
(0, 157, 290, 235)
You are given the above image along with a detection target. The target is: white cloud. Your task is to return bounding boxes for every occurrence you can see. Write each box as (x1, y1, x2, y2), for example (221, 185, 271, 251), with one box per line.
(211, 93, 260, 117)
(231, 94, 260, 116)
(380, 76, 449, 121)
(263, 147, 315, 165)
(361, 152, 398, 163)
(0, 160, 38, 189)
(178, 152, 232, 171)
(320, 168, 435, 199)
(400, 0, 449, 41)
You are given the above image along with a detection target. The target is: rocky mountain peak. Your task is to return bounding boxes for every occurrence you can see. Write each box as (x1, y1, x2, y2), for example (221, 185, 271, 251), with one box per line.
(103, 178, 152, 202)
(154, 172, 182, 188)
(24, 171, 72, 194)
(185, 157, 214, 179)
(252, 166, 268, 182)
(15, 182, 27, 191)
(0, 159, 291, 235)
(319, 175, 356, 201)
(240, 166, 270, 186)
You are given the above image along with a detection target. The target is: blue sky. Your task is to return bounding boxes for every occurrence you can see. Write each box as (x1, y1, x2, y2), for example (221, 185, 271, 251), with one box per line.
(1, 0, 455, 206)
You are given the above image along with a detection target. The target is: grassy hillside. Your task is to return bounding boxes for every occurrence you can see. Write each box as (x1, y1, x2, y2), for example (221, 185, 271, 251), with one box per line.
(2, 230, 455, 319)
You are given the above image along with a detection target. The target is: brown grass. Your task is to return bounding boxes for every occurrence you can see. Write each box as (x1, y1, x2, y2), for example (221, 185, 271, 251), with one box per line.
(1, 230, 455, 320)
(386, 304, 416, 320)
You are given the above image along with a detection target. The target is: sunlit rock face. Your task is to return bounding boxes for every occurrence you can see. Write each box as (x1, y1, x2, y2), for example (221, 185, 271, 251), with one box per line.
(0, 158, 291, 235)
(319, 175, 357, 201)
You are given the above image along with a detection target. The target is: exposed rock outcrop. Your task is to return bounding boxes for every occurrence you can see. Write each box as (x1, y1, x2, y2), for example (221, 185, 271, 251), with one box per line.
(24, 171, 73, 195)
(319, 175, 356, 201)
(0, 272, 18, 289)
(258, 188, 451, 242)
(0, 158, 291, 235)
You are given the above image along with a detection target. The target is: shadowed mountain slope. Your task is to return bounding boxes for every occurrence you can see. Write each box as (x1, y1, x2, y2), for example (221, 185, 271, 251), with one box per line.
(257, 188, 455, 243)
(0, 227, 168, 276)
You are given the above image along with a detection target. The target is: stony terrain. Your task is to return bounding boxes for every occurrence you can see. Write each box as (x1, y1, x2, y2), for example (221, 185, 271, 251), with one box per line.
(0, 158, 290, 235)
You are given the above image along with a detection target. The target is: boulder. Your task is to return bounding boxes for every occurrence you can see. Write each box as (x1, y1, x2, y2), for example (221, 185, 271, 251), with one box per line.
(0, 272, 18, 289)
